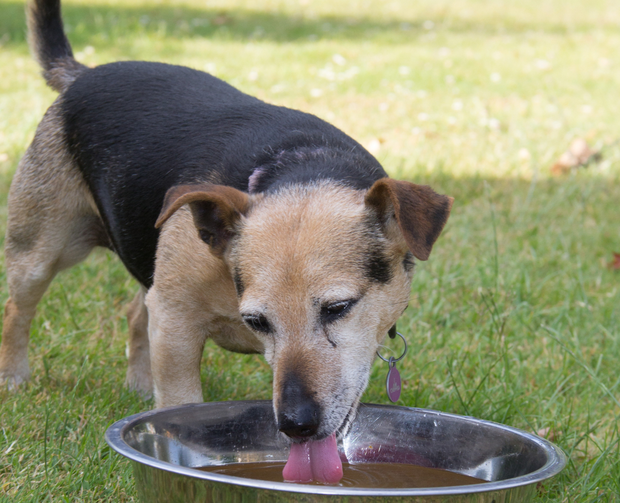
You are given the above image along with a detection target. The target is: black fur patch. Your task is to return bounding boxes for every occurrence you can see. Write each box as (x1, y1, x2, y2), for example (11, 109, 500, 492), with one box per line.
(250, 146, 386, 194)
(361, 214, 393, 284)
(365, 247, 393, 284)
(403, 251, 414, 272)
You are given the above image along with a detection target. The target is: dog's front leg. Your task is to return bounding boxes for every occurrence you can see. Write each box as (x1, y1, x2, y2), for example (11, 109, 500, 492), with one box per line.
(145, 289, 206, 408)
(124, 287, 153, 396)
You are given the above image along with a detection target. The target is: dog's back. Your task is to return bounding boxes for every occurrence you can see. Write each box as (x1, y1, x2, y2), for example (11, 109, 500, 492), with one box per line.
(28, 0, 388, 286)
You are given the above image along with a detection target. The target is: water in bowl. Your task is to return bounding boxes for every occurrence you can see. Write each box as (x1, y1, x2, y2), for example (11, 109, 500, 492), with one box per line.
(198, 462, 485, 488)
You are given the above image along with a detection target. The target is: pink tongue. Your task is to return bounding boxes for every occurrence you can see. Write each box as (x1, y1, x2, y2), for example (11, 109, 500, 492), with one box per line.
(282, 433, 343, 484)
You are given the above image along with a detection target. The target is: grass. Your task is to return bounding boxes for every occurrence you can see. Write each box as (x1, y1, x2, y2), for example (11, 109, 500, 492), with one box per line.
(1, 0, 619, 501)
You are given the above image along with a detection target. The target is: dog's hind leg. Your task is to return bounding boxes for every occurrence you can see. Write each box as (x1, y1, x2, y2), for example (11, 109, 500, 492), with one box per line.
(0, 103, 107, 389)
(125, 287, 153, 396)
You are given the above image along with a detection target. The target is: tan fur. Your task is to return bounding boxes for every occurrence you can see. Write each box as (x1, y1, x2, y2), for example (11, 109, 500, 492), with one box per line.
(0, 102, 150, 394)
(125, 287, 152, 395)
(145, 206, 264, 406)
(0, 101, 101, 388)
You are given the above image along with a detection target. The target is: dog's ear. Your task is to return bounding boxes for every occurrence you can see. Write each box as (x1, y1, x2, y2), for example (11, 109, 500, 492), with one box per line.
(155, 184, 250, 256)
(365, 178, 453, 261)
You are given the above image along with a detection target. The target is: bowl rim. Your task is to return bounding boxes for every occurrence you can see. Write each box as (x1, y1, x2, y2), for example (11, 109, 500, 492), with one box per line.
(105, 400, 567, 497)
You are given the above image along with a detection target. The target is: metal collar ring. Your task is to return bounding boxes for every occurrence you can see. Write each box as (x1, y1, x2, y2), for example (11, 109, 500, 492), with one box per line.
(376, 331, 407, 364)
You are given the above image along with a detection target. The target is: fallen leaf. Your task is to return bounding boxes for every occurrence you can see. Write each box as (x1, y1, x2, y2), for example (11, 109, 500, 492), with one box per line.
(551, 138, 602, 175)
(608, 252, 620, 270)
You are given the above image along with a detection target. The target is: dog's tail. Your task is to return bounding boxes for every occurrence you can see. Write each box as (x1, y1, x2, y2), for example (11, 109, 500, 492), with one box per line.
(27, 0, 87, 93)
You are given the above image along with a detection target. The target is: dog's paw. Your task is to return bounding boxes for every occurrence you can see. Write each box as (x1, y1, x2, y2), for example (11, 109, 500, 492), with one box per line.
(0, 368, 30, 392)
(125, 370, 153, 400)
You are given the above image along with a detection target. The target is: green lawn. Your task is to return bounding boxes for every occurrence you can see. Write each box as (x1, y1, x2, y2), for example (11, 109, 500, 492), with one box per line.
(1, 0, 619, 501)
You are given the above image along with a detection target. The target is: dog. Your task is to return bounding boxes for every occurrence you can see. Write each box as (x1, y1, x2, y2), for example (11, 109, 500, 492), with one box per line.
(0, 0, 452, 483)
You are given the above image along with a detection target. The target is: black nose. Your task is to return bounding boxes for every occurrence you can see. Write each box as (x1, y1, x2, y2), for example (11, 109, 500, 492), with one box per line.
(278, 402, 320, 439)
(277, 373, 321, 439)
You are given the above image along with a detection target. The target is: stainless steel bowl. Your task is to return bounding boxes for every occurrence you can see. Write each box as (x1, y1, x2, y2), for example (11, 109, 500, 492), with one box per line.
(105, 400, 566, 502)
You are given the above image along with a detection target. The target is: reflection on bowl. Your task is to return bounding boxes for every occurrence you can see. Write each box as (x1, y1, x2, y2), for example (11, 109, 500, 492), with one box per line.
(105, 400, 566, 502)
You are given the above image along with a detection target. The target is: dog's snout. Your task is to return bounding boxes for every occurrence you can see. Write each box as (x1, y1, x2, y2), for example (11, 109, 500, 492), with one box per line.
(277, 373, 321, 439)
(278, 402, 320, 439)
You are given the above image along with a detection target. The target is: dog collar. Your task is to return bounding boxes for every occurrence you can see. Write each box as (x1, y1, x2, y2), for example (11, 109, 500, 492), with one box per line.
(377, 330, 407, 403)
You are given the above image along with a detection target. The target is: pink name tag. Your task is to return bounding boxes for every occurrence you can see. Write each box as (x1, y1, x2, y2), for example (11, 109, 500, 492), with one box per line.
(386, 366, 401, 402)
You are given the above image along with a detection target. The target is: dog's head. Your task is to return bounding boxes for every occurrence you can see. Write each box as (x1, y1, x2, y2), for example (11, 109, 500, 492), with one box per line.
(156, 179, 452, 441)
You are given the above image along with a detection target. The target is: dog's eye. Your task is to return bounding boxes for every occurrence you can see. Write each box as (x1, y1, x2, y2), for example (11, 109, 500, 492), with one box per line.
(321, 300, 357, 324)
(242, 313, 272, 334)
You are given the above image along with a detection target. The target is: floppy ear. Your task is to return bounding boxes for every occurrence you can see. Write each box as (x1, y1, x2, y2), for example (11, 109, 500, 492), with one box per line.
(155, 184, 250, 257)
(365, 178, 453, 261)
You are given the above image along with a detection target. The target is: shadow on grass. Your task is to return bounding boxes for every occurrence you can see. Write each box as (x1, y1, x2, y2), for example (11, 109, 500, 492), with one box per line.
(0, 0, 615, 51)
